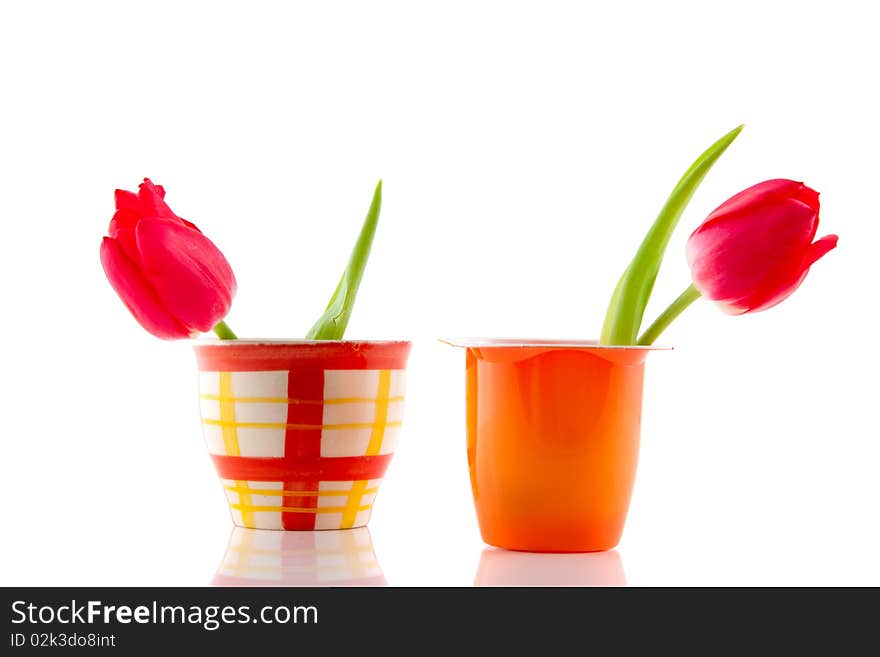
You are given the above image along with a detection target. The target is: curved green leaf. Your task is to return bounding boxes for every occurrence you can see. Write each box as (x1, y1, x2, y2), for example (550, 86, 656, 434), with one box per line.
(306, 180, 382, 340)
(600, 125, 743, 345)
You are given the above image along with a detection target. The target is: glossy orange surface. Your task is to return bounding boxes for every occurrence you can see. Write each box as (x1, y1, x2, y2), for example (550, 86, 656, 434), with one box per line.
(466, 344, 652, 552)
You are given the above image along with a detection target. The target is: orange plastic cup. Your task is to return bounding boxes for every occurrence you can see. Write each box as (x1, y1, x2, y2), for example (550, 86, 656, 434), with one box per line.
(446, 339, 663, 552)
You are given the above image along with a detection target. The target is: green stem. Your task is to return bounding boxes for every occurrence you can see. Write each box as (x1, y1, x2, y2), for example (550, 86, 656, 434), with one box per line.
(637, 284, 701, 345)
(212, 319, 238, 340)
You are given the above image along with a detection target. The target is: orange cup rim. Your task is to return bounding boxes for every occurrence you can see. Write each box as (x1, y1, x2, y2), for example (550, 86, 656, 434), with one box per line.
(439, 337, 671, 350)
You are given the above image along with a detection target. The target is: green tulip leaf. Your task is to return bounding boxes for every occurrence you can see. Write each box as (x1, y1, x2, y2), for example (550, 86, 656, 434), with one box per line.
(306, 180, 383, 340)
(599, 125, 743, 345)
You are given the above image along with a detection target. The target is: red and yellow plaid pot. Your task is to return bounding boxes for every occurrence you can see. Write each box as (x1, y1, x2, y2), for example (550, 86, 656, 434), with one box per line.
(193, 340, 411, 531)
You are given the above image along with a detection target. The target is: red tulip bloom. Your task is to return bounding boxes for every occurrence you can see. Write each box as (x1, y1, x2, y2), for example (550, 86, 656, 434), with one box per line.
(686, 179, 838, 315)
(100, 178, 236, 339)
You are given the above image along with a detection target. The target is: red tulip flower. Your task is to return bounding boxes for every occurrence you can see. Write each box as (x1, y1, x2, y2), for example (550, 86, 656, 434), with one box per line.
(686, 179, 838, 314)
(100, 178, 237, 340)
(635, 173, 838, 346)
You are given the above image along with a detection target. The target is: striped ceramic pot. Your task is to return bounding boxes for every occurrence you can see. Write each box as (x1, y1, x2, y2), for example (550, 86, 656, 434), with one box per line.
(193, 340, 411, 531)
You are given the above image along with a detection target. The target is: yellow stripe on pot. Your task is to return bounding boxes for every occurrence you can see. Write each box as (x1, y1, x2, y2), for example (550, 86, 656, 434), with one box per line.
(366, 370, 392, 455)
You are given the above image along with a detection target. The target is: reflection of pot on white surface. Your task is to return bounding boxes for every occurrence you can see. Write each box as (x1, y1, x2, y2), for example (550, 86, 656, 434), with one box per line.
(475, 548, 627, 587)
(213, 526, 386, 586)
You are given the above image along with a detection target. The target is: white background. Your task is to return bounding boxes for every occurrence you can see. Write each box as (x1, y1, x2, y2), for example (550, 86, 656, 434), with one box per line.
(1, 0, 877, 586)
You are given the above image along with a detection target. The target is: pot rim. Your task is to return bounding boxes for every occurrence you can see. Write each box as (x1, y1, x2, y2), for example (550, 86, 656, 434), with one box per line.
(192, 338, 411, 346)
(439, 337, 670, 350)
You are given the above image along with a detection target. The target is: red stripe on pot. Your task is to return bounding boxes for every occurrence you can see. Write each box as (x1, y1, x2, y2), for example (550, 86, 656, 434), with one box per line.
(281, 368, 324, 529)
(210, 454, 394, 482)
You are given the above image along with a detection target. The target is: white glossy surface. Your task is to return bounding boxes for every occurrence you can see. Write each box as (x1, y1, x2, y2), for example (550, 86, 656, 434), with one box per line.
(1, 1, 878, 586)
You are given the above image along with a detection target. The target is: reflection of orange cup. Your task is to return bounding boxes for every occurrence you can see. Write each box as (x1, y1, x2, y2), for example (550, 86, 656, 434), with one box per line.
(475, 548, 627, 586)
(451, 339, 662, 552)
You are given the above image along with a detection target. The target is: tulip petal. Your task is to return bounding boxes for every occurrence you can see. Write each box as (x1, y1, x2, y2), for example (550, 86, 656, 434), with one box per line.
(114, 189, 140, 211)
(740, 234, 837, 313)
(688, 198, 815, 297)
(100, 237, 192, 339)
(691, 233, 837, 316)
(137, 178, 178, 219)
(719, 269, 810, 315)
(114, 178, 185, 221)
(110, 179, 205, 262)
(704, 179, 818, 223)
(805, 234, 839, 267)
(107, 208, 142, 264)
(134, 218, 236, 332)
